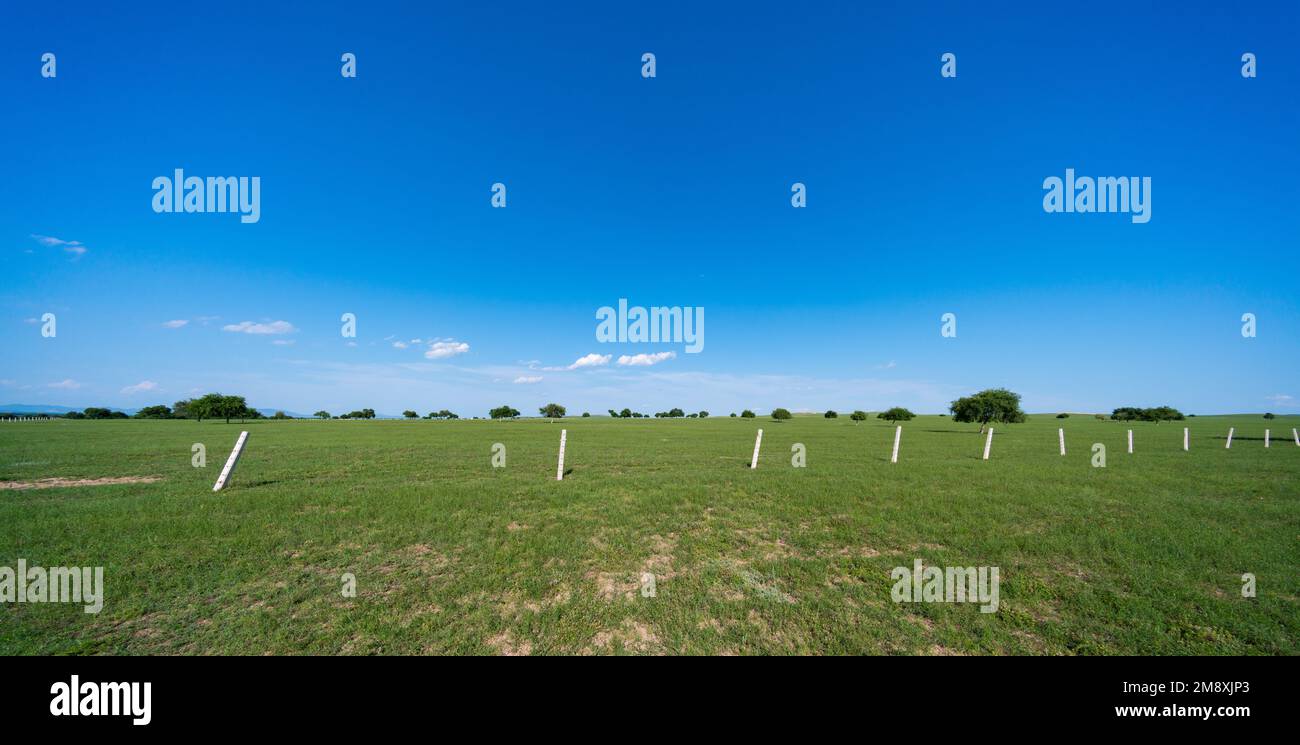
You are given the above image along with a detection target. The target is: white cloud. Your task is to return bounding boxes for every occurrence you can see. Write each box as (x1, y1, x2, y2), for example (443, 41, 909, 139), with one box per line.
(425, 341, 470, 360)
(514, 375, 544, 384)
(1265, 394, 1295, 408)
(23, 317, 39, 324)
(272, 339, 295, 346)
(162, 319, 189, 329)
(392, 340, 408, 349)
(47, 379, 81, 389)
(121, 380, 159, 395)
(617, 351, 676, 367)
(875, 360, 897, 370)
(568, 353, 612, 370)
(222, 320, 297, 335)
(31, 234, 87, 256)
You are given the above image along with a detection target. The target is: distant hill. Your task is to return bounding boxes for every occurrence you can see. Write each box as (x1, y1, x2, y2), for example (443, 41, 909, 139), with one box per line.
(0, 403, 132, 415)
(0, 403, 313, 418)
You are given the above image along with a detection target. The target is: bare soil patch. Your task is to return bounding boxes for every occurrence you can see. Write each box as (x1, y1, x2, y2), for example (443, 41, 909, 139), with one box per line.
(0, 475, 161, 490)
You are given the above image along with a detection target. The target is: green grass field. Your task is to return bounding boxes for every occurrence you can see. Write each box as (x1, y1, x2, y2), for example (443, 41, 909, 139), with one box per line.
(1, 414, 1296, 655)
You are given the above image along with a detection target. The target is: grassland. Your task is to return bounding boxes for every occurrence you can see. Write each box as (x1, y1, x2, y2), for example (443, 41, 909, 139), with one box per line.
(1, 414, 1296, 655)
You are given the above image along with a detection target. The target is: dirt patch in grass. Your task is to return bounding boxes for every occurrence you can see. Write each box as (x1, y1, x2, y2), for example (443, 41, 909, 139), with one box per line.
(486, 630, 532, 656)
(586, 619, 660, 655)
(586, 571, 640, 601)
(0, 475, 161, 490)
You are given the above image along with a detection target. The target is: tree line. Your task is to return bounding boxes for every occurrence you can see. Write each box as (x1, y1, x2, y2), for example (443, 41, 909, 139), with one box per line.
(34, 389, 1216, 425)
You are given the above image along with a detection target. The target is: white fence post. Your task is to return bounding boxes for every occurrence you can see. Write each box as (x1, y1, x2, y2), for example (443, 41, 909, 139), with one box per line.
(750, 429, 763, 469)
(1226, 427, 1234, 449)
(212, 431, 249, 492)
(1127, 429, 1133, 454)
(982, 428, 994, 460)
(1058, 428, 1065, 456)
(891, 426, 902, 463)
(1293, 428, 1299, 447)
(1183, 427, 1189, 452)
(556, 429, 567, 481)
(1264, 429, 1270, 448)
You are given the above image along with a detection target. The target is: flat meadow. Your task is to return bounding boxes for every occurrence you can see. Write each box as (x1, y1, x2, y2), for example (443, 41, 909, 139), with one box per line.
(1, 413, 1296, 655)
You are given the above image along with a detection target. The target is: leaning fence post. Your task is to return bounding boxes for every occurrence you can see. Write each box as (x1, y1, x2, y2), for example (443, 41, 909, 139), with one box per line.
(212, 431, 249, 492)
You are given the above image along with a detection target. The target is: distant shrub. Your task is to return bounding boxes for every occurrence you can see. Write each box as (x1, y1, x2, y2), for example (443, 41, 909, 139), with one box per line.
(582, 412, 591, 417)
(1113, 406, 1184, 422)
(849, 411, 867, 422)
(698, 411, 709, 418)
(1263, 412, 1275, 419)
(741, 410, 755, 418)
(824, 410, 838, 419)
(1055, 413, 1069, 419)
(771, 408, 792, 420)
(1095, 414, 1106, 420)
(877, 407, 915, 422)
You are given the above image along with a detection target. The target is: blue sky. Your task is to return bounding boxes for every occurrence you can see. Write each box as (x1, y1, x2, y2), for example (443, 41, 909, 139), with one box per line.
(2, 1, 1297, 416)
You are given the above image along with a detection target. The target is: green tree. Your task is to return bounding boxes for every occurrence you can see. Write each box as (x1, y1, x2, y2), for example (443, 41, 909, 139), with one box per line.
(1264, 412, 1275, 420)
(218, 395, 250, 423)
(619, 408, 633, 419)
(698, 411, 709, 418)
(195, 393, 228, 423)
(771, 408, 792, 420)
(403, 410, 418, 419)
(539, 403, 566, 419)
(849, 410, 868, 422)
(877, 407, 915, 422)
(824, 410, 838, 419)
(489, 405, 521, 419)
(134, 404, 172, 419)
(582, 412, 591, 417)
(741, 410, 755, 418)
(314, 410, 330, 419)
(950, 389, 1025, 432)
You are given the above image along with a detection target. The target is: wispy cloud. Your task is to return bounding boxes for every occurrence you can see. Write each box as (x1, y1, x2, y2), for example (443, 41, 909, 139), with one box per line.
(617, 351, 676, 367)
(47, 379, 81, 390)
(392, 340, 409, 349)
(567, 353, 611, 370)
(222, 320, 297, 335)
(31, 234, 87, 256)
(513, 375, 543, 384)
(875, 360, 897, 370)
(425, 340, 470, 359)
(272, 339, 295, 346)
(121, 380, 159, 395)
(162, 319, 189, 329)
(1265, 394, 1295, 408)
